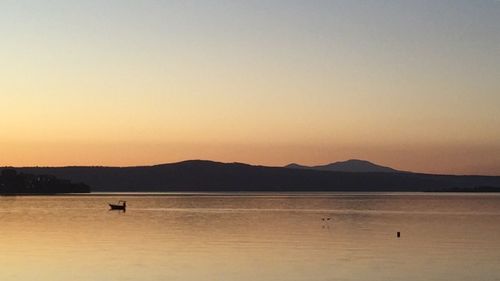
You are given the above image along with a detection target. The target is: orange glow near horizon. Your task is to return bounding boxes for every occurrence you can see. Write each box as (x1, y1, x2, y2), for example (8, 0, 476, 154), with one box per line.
(1, 141, 499, 176)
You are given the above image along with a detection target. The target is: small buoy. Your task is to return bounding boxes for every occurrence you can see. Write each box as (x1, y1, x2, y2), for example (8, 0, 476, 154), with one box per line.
(397, 231, 401, 238)
(322, 218, 325, 221)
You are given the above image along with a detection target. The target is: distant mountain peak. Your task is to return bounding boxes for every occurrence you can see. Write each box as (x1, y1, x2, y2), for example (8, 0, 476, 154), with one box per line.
(340, 159, 372, 164)
(285, 163, 308, 169)
(285, 159, 404, 173)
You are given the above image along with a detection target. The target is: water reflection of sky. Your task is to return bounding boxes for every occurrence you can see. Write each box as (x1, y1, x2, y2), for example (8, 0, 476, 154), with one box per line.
(0, 194, 499, 281)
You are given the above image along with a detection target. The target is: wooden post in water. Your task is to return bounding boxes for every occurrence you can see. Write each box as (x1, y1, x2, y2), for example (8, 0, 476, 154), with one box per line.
(397, 231, 401, 238)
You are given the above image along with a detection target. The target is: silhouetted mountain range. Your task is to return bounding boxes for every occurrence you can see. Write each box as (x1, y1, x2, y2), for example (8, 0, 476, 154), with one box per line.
(7, 160, 500, 192)
(285, 159, 403, 173)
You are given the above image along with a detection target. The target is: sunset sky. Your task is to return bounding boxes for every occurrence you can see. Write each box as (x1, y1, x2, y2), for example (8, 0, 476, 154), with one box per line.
(1, 0, 499, 175)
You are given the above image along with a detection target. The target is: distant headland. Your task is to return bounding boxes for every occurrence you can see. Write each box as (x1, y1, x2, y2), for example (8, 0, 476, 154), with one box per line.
(0, 169, 90, 195)
(4, 159, 500, 193)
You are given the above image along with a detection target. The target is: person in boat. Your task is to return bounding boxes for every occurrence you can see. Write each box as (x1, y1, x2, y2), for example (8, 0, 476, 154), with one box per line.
(109, 200, 127, 210)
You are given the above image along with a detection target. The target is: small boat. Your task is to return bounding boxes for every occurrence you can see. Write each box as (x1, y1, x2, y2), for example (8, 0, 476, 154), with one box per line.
(109, 200, 127, 211)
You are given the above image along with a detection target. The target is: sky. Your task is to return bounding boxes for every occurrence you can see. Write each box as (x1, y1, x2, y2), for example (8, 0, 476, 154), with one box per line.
(0, 0, 499, 175)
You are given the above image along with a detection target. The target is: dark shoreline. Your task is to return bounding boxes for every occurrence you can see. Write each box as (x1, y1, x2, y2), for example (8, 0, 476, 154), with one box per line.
(3, 191, 500, 197)
(10, 161, 500, 193)
(425, 186, 500, 193)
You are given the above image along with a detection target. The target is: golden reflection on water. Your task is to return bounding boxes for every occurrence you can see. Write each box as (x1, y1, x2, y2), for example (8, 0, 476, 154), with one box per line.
(1, 194, 500, 281)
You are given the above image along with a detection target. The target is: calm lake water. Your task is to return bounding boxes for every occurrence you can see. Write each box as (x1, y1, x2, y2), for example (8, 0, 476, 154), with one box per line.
(1, 193, 500, 281)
